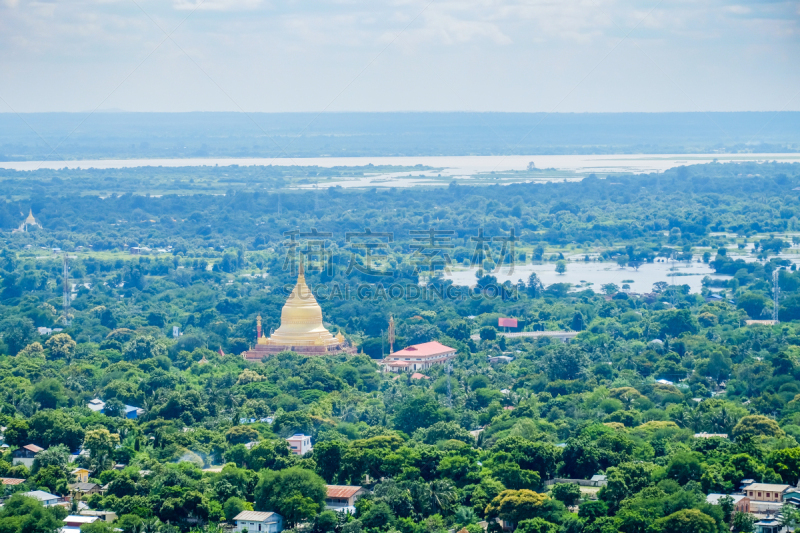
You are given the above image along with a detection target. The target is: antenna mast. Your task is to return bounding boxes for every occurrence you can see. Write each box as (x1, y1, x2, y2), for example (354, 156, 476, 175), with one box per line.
(773, 270, 780, 323)
(388, 314, 395, 354)
(62, 253, 70, 326)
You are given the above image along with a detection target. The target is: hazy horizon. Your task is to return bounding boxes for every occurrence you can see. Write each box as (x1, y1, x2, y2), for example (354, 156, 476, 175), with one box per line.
(2, 111, 799, 161)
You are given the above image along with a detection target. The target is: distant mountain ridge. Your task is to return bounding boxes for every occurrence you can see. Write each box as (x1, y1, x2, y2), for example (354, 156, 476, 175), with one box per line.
(1, 111, 798, 161)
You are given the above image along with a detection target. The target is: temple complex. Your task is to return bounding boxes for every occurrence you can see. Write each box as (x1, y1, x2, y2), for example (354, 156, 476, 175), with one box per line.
(12, 209, 42, 233)
(243, 262, 356, 360)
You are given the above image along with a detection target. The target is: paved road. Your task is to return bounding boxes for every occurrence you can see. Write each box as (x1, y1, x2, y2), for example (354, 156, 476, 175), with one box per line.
(470, 330, 580, 341)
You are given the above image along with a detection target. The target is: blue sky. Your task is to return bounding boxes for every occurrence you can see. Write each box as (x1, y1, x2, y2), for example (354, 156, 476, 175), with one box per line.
(0, 0, 798, 112)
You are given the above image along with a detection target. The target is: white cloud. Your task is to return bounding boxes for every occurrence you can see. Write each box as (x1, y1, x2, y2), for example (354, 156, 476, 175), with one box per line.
(172, 0, 264, 11)
(725, 5, 751, 15)
(0, 0, 797, 111)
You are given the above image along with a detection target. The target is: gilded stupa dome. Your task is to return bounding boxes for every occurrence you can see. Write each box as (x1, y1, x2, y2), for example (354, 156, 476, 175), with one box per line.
(265, 262, 339, 347)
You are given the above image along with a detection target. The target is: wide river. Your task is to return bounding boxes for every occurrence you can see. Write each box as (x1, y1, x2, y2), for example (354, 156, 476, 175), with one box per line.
(2, 153, 798, 175)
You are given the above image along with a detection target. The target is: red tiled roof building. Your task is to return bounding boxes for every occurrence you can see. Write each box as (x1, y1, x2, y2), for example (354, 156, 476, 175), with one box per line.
(380, 341, 456, 372)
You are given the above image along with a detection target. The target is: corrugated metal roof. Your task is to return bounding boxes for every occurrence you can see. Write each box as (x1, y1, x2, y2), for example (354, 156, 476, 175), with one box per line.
(69, 482, 100, 491)
(326, 485, 364, 499)
(24, 490, 59, 501)
(233, 511, 280, 522)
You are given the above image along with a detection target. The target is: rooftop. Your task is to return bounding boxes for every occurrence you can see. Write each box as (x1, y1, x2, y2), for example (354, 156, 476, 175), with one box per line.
(22, 444, 44, 453)
(707, 494, 748, 504)
(389, 341, 455, 358)
(744, 483, 791, 492)
(233, 511, 280, 522)
(326, 485, 364, 499)
(69, 482, 100, 491)
(63, 516, 99, 524)
(0, 478, 26, 485)
(23, 490, 59, 501)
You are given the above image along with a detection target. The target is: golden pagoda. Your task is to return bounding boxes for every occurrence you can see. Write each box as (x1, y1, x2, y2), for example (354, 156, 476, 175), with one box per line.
(13, 209, 42, 233)
(243, 261, 356, 360)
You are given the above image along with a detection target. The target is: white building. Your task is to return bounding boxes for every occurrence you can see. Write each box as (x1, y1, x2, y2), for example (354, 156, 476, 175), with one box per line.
(232, 511, 283, 533)
(286, 434, 312, 456)
(380, 341, 456, 373)
(61, 515, 99, 533)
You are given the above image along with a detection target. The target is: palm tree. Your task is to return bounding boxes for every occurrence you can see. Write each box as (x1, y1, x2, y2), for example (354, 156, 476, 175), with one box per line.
(429, 479, 458, 515)
(710, 408, 735, 434)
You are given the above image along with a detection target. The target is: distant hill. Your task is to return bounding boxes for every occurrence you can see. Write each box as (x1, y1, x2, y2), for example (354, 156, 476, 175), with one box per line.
(0, 111, 798, 161)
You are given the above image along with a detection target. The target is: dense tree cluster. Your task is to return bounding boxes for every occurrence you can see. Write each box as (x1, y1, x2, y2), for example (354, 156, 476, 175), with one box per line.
(0, 161, 799, 532)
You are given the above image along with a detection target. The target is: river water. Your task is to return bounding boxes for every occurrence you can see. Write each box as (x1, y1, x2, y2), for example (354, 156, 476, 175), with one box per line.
(2, 153, 798, 175)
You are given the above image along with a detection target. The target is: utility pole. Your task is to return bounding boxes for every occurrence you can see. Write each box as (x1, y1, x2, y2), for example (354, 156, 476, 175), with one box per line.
(62, 253, 70, 326)
(773, 269, 780, 323)
(670, 251, 677, 307)
(446, 362, 452, 407)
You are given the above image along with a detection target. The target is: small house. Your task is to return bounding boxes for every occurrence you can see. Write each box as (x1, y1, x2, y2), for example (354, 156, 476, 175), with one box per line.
(68, 482, 102, 499)
(754, 515, 783, 533)
(12, 444, 43, 459)
(12, 444, 43, 467)
(71, 468, 91, 483)
(78, 510, 117, 523)
(87, 399, 105, 413)
(62, 515, 99, 532)
(124, 405, 145, 419)
(325, 485, 366, 511)
(23, 490, 60, 506)
(706, 493, 750, 514)
(286, 434, 312, 456)
(589, 474, 608, 487)
(232, 511, 283, 533)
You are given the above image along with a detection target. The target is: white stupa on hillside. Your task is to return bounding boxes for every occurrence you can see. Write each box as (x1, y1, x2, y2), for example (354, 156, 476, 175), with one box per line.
(13, 209, 42, 233)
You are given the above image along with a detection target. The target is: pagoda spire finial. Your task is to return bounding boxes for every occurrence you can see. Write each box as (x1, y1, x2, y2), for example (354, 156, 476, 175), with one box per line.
(298, 257, 305, 280)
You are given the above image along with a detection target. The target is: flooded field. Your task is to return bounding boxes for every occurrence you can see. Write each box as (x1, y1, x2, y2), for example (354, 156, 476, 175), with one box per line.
(444, 258, 733, 294)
